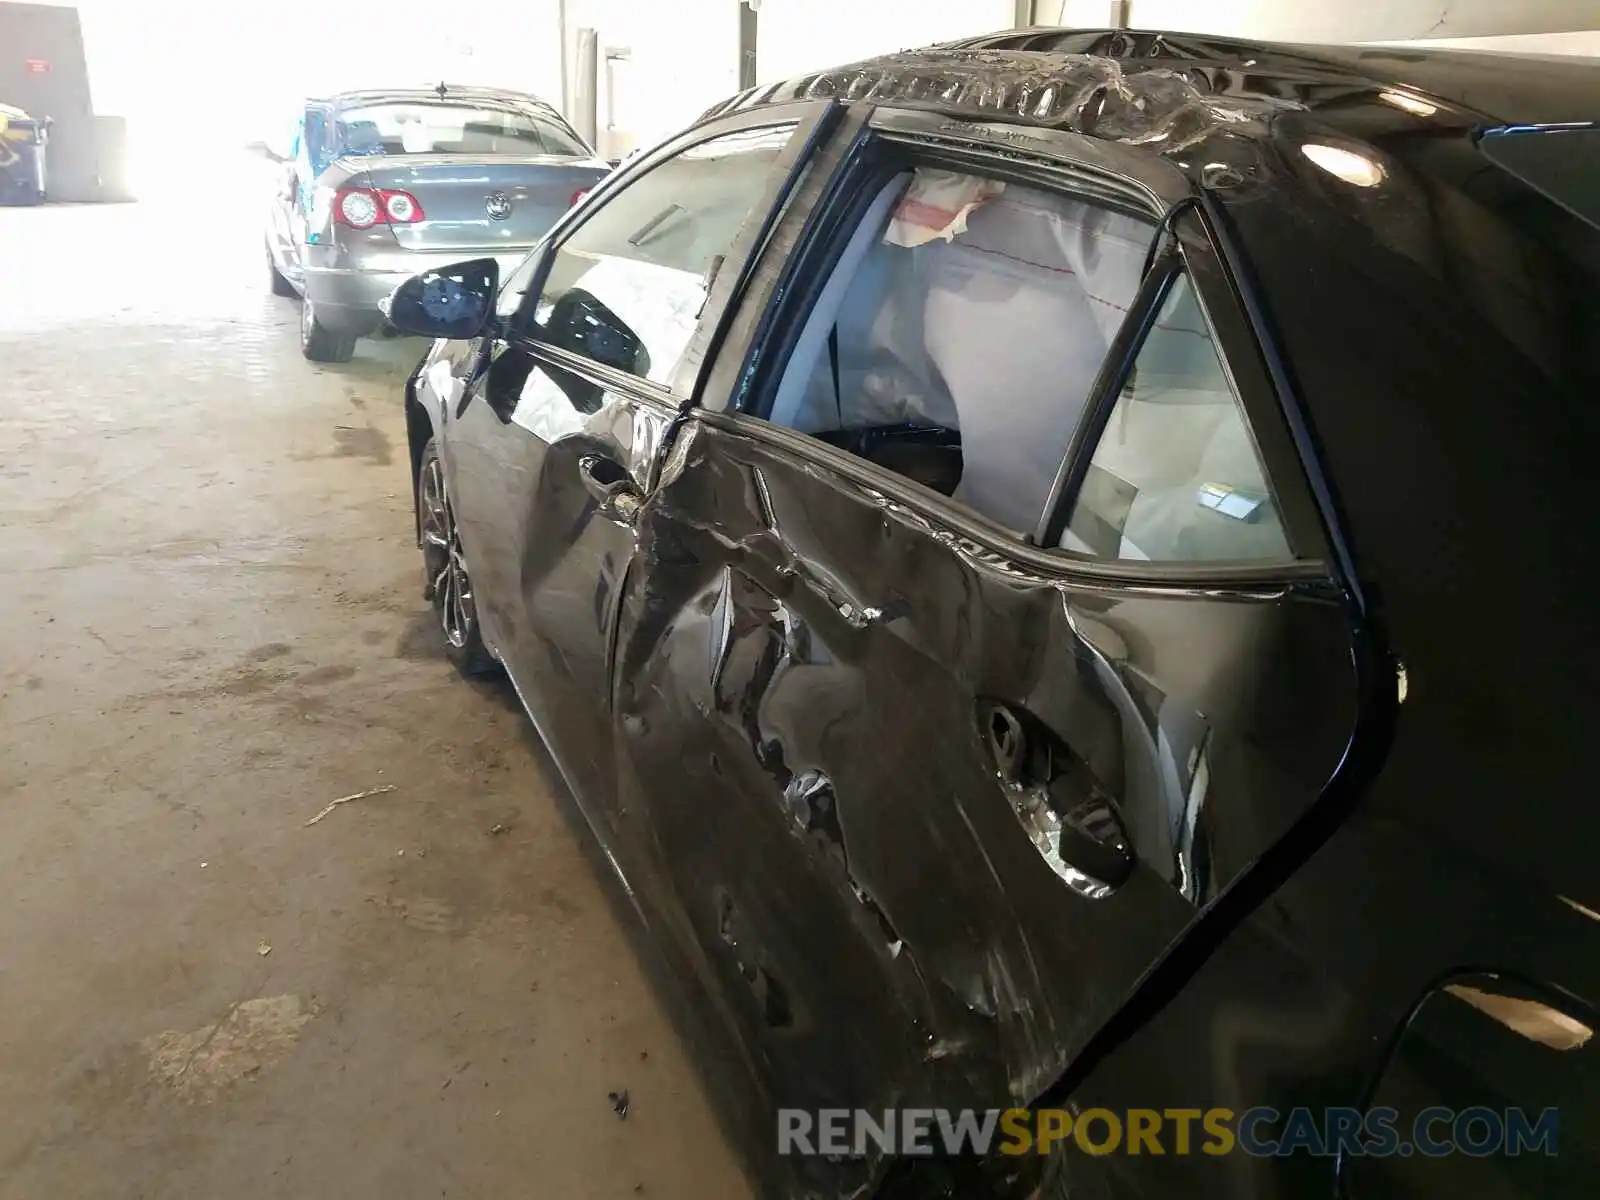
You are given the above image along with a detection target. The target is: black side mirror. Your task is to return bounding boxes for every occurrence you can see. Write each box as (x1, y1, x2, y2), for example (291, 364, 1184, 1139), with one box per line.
(385, 258, 500, 340)
(543, 287, 647, 375)
(536, 288, 648, 414)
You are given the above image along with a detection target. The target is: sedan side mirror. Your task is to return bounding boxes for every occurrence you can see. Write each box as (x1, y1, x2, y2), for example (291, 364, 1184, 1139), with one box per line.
(544, 287, 647, 376)
(384, 258, 500, 340)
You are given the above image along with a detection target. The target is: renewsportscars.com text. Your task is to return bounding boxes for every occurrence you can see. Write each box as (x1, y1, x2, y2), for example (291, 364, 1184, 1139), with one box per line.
(778, 1106, 1559, 1159)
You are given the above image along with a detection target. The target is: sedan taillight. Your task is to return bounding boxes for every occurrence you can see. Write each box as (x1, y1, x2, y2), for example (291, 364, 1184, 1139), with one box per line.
(334, 187, 425, 228)
(382, 189, 422, 223)
(336, 188, 381, 228)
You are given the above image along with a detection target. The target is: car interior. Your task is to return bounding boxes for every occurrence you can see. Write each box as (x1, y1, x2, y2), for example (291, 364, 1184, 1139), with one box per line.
(337, 119, 392, 156)
(1064, 273, 1292, 562)
(768, 166, 1290, 561)
(768, 168, 1153, 533)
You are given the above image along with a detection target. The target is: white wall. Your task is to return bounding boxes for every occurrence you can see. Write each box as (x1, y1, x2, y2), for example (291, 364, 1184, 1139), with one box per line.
(32, 0, 563, 194)
(1413, 29, 1600, 55)
(567, 0, 739, 154)
(755, 0, 1015, 82)
(562, 0, 1018, 157)
(46, 0, 1594, 199)
(1043, 0, 1600, 41)
(1051, 2, 1121, 26)
(1049, 1, 1600, 56)
(39, 1, 560, 142)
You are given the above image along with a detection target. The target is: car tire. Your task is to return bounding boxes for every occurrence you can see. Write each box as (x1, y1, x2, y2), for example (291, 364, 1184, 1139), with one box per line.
(267, 243, 297, 297)
(299, 297, 356, 363)
(417, 438, 498, 677)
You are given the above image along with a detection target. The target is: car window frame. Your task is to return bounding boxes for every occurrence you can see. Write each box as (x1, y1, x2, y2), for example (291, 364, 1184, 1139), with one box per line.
(299, 103, 333, 183)
(1036, 207, 1332, 571)
(686, 105, 1335, 587)
(503, 100, 842, 406)
(524, 103, 595, 159)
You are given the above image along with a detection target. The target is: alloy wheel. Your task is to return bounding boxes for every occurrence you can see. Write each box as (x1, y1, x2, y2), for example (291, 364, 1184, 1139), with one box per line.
(419, 456, 475, 650)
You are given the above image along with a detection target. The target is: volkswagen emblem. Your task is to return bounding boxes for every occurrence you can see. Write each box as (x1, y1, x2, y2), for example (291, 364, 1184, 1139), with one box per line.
(485, 192, 513, 221)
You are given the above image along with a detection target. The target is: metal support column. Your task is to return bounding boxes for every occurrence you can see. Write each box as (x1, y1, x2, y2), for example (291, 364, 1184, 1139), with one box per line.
(557, 0, 571, 118)
(574, 28, 600, 147)
(739, 0, 759, 90)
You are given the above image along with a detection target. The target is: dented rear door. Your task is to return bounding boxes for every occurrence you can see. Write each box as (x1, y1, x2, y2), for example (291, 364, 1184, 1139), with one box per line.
(606, 117, 1362, 1185)
(613, 388, 1360, 1171)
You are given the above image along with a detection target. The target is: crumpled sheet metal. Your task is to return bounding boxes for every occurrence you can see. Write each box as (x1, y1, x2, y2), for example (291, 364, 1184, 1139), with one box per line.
(795, 49, 1297, 154)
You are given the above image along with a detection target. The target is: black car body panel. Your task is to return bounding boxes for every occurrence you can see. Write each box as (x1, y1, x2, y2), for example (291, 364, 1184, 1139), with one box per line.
(615, 400, 1358, 1063)
(402, 30, 1599, 1199)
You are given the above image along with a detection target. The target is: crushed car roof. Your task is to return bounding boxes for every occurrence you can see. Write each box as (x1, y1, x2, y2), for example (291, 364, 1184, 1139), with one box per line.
(957, 28, 1600, 127)
(699, 29, 1599, 146)
(730, 48, 1295, 154)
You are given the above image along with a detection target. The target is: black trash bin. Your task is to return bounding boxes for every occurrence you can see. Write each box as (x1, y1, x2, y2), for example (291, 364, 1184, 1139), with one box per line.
(0, 104, 50, 205)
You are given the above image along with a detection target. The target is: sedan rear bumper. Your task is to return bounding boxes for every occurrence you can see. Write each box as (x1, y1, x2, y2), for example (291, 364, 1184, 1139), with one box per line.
(302, 249, 535, 336)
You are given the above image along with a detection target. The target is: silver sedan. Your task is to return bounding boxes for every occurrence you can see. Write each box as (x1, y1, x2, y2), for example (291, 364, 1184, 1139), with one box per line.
(254, 85, 612, 361)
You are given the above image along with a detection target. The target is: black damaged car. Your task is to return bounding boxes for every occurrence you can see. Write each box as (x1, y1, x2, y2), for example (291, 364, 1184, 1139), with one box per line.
(389, 29, 1599, 1200)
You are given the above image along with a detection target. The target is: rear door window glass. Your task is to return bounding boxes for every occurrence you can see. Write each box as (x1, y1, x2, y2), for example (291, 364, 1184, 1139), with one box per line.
(761, 167, 1155, 533)
(1062, 272, 1294, 563)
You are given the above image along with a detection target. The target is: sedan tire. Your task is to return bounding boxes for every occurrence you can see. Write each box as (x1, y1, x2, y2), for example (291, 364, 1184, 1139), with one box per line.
(300, 297, 356, 363)
(417, 438, 498, 677)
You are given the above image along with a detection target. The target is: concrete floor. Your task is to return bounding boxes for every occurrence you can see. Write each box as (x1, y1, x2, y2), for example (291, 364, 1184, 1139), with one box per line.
(0, 200, 750, 1199)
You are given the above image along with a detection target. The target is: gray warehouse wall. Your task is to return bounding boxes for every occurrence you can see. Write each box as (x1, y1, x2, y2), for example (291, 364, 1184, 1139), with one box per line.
(0, 1, 98, 201)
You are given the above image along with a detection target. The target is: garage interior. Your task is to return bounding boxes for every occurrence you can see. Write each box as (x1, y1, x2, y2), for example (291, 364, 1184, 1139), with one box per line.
(1, 1, 1595, 1197)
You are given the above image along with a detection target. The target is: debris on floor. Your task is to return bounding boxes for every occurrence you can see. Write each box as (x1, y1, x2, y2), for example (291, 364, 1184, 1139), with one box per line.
(303, 783, 397, 827)
(488, 822, 512, 837)
(0, 201, 749, 1195)
(142, 994, 318, 1104)
(608, 1089, 630, 1120)
(257, 941, 272, 957)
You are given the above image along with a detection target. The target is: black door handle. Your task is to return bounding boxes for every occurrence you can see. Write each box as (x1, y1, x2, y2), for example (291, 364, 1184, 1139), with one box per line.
(980, 700, 1134, 899)
(578, 454, 642, 527)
